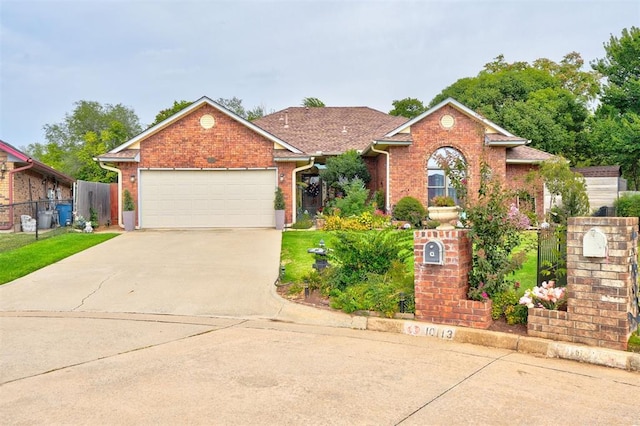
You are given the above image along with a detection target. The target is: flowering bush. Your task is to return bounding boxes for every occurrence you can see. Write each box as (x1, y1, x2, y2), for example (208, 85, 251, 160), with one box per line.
(519, 280, 567, 310)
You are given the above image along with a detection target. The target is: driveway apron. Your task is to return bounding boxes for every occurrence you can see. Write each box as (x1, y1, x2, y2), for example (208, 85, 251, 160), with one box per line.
(0, 229, 287, 318)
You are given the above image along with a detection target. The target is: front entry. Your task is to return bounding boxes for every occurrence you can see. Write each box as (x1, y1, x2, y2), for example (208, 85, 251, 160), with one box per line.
(300, 174, 323, 216)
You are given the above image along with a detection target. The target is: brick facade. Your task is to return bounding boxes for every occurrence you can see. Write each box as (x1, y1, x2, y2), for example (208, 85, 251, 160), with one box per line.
(528, 216, 639, 350)
(369, 105, 543, 218)
(0, 156, 73, 230)
(113, 104, 297, 224)
(414, 229, 493, 329)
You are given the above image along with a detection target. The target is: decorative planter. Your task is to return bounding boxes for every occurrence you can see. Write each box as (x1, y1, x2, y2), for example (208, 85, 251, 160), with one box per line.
(427, 206, 459, 230)
(275, 210, 285, 230)
(315, 218, 325, 230)
(123, 210, 135, 232)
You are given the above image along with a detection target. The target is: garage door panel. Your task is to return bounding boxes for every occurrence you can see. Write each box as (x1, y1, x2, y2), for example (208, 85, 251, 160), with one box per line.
(140, 170, 276, 228)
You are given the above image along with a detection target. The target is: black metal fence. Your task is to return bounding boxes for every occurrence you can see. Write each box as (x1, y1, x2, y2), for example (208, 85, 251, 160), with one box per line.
(537, 227, 568, 287)
(0, 199, 75, 240)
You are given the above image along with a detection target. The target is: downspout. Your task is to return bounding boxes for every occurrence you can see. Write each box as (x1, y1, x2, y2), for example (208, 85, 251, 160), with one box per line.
(370, 142, 390, 212)
(291, 157, 315, 224)
(98, 162, 124, 229)
(0, 160, 34, 230)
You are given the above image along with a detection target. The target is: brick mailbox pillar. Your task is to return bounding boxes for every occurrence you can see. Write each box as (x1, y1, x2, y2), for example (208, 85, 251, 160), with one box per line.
(528, 217, 639, 351)
(414, 229, 492, 329)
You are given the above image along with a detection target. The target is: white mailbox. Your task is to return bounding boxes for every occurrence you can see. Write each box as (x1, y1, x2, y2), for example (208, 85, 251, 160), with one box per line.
(423, 240, 445, 265)
(583, 228, 608, 258)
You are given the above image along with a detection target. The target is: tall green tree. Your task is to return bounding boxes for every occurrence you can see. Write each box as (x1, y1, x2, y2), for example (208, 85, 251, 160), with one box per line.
(430, 53, 597, 165)
(389, 97, 426, 118)
(591, 27, 640, 189)
(319, 149, 371, 189)
(27, 100, 142, 182)
(216, 97, 266, 121)
(151, 100, 192, 126)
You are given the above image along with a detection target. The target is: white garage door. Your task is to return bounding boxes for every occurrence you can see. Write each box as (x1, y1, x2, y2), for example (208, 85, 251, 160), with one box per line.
(140, 170, 276, 228)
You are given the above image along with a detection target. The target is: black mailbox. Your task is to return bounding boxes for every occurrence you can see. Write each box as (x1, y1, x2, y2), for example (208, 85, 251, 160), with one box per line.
(423, 240, 444, 265)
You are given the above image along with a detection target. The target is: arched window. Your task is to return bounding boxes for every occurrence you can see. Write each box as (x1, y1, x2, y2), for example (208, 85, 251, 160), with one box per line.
(427, 147, 466, 205)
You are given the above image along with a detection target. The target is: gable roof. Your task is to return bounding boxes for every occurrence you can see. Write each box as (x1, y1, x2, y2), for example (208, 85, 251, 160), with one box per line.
(98, 96, 302, 161)
(254, 107, 407, 155)
(384, 97, 528, 147)
(0, 139, 74, 184)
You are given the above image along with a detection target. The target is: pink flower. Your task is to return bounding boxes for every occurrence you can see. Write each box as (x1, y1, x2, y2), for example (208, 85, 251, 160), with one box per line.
(482, 292, 488, 299)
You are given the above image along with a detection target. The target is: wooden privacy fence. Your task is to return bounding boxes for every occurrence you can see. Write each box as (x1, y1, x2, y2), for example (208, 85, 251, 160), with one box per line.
(75, 180, 112, 226)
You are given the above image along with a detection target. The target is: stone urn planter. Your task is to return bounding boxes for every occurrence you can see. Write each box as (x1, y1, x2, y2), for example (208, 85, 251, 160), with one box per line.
(427, 206, 459, 230)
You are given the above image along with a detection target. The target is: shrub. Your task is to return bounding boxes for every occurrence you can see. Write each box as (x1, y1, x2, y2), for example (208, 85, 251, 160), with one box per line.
(320, 149, 371, 188)
(615, 193, 640, 219)
(374, 190, 386, 212)
(291, 212, 313, 229)
(123, 189, 135, 211)
(333, 177, 372, 217)
(329, 260, 415, 317)
(274, 186, 285, 210)
(326, 229, 413, 290)
(393, 197, 426, 228)
(491, 285, 529, 324)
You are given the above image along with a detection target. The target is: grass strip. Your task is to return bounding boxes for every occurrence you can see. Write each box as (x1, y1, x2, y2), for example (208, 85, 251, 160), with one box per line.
(0, 232, 119, 284)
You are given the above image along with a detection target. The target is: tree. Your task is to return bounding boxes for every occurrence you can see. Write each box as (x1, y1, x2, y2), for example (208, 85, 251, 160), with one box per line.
(151, 100, 192, 126)
(27, 100, 142, 181)
(319, 149, 371, 189)
(539, 157, 590, 222)
(216, 96, 246, 118)
(389, 97, 426, 118)
(430, 53, 597, 166)
(590, 27, 640, 189)
(302, 97, 325, 107)
(216, 97, 267, 121)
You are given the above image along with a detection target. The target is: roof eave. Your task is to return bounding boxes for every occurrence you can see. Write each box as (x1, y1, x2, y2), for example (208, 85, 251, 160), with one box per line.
(486, 141, 527, 148)
(362, 140, 412, 155)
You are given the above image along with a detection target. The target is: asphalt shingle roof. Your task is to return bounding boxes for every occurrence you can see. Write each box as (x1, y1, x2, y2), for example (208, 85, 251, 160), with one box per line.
(255, 107, 407, 154)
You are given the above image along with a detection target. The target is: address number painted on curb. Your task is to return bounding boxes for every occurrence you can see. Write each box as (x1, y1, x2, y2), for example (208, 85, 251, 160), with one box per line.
(403, 322, 456, 340)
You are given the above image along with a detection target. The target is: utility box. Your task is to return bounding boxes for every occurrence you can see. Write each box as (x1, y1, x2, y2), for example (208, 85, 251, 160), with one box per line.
(423, 240, 445, 265)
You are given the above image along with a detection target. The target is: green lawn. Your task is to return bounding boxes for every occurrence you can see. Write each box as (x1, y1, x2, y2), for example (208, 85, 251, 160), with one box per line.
(281, 229, 540, 289)
(0, 227, 72, 253)
(0, 232, 119, 284)
(280, 231, 336, 283)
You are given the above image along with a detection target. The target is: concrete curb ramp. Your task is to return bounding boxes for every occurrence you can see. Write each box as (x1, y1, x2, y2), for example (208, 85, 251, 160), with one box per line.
(363, 316, 640, 372)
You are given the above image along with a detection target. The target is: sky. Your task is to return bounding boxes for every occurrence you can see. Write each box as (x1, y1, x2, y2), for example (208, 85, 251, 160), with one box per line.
(1, 0, 638, 150)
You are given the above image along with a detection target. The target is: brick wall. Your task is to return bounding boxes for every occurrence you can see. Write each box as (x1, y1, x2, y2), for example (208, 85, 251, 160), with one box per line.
(506, 163, 544, 218)
(386, 105, 508, 210)
(414, 229, 493, 329)
(528, 216, 639, 350)
(114, 104, 290, 223)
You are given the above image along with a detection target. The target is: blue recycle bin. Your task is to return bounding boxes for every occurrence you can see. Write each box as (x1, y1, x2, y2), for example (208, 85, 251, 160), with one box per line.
(56, 203, 73, 226)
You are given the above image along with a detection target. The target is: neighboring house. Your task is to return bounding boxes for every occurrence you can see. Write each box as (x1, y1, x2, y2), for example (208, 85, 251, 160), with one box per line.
(571, 165, 627, 213)
(96, 96, 553, 229)
(0, 140, 74, 231)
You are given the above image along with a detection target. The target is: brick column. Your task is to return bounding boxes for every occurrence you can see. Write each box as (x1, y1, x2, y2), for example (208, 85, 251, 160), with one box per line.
(529, 217, 639, 351)
(414, 229, 492, 329)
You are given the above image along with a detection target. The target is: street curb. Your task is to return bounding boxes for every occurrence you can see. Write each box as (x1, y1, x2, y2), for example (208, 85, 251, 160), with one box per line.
(364, 317, 640, 372)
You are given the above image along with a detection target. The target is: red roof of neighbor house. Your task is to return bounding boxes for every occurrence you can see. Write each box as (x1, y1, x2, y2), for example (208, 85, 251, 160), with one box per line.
(254, 107, 407, 154)
(571, 165, 621, 177)
(506, 145, 555, 163)
(0, 139, 75, 184)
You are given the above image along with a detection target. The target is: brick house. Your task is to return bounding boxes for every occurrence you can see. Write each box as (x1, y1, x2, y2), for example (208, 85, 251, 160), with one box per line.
(0, 140, 74, 231)
(96, 97, 553, 229)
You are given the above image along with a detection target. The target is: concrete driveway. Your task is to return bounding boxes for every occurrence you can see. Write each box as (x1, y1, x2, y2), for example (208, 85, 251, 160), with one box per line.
(0, 229, 358, 326)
